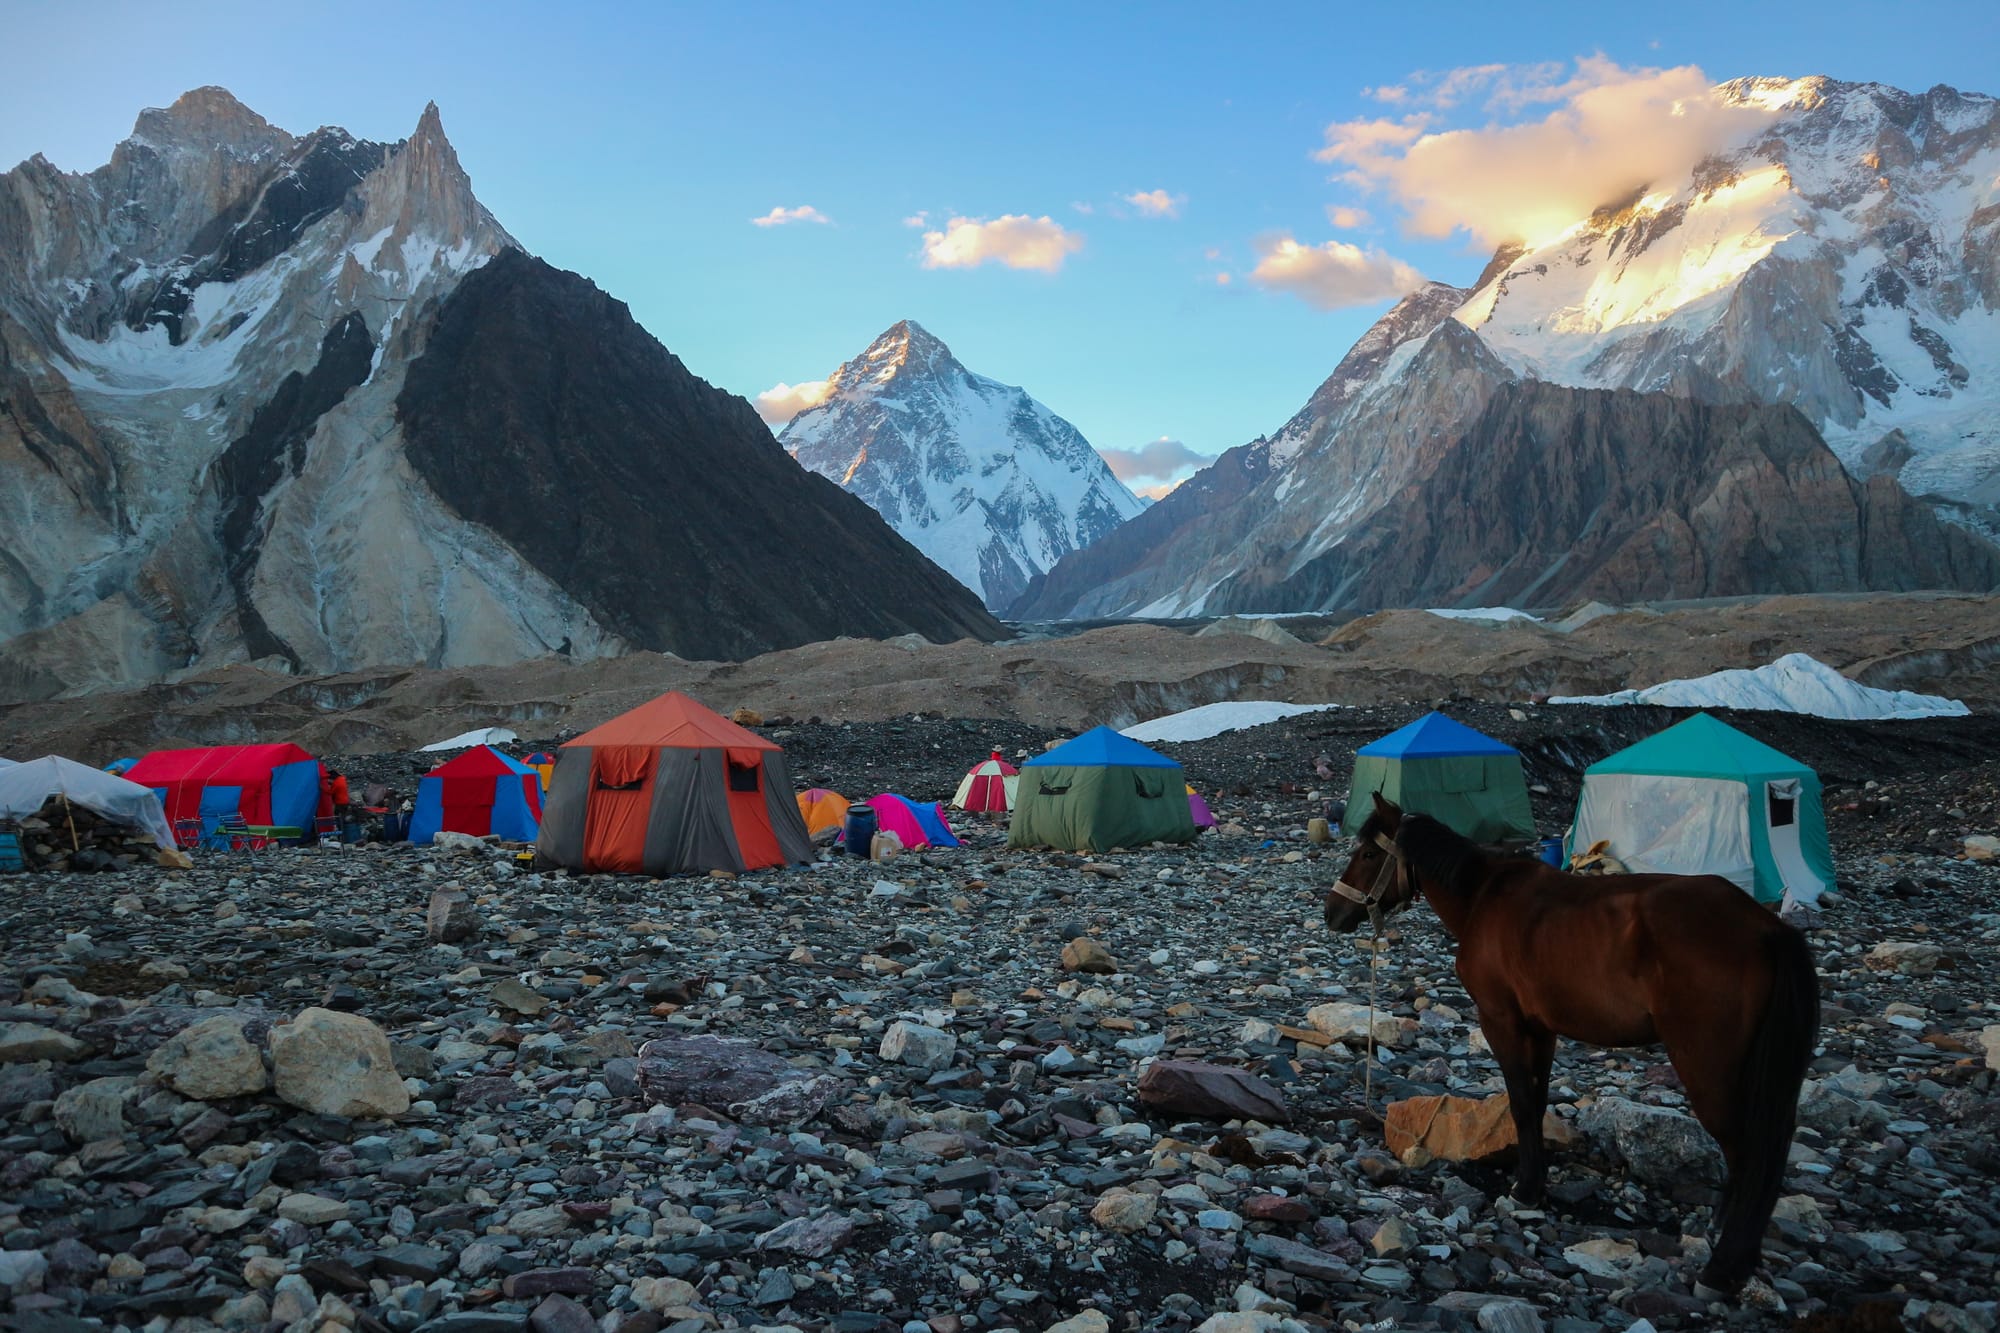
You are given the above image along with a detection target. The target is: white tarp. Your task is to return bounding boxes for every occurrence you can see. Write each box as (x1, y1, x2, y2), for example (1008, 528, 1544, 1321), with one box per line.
(1573, 773, 1755, 894)
(420, 727, 520, 753)
(0, 755, 176, 850)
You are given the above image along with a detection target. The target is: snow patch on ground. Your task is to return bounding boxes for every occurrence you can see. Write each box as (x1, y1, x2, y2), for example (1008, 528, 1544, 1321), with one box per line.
(1121, 700, 1342, 744)
(420, 726, 520, 752)
(1429, 607, 1543, 624)
(1549, 653, 1966, 720)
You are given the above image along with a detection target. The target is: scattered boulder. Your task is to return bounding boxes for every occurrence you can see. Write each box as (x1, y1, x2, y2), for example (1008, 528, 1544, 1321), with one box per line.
(146, 1014, 268, 1100)
(1305, 1001, 1406, 1047)
(634, 1034, 842, 1124)
(426, 888, 481, 943)
(1578, 1096, 1723, 1186)
(268, 1007, 411, 1119)
(1061, 937, 1118, 974)
(491, 977, 550, 1015)
(52, 1077, 132, 1144)
(0, 1021, 87, 1062)
(1865, 940, 1944, 975)
(754, 1211, 856, 1258)
(1137, 1060, 1289, 1123)
(1964, 834, 2000, 861)
(1090, 1187, 1159, 1233)
(879, 1020, 957, 1071)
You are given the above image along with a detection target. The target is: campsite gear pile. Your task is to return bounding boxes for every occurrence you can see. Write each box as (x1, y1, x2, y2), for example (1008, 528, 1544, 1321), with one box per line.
(0, 796, 177, 872)
(0, 754, 179, 871)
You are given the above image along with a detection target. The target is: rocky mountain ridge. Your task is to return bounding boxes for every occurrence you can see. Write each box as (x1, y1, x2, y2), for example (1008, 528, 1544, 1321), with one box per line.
(782, 320, 1144, 609)
(0, 89, 1000, 699)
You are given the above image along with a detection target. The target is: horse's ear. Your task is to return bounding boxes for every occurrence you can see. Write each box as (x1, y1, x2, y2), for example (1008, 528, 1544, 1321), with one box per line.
(1371, 791, 1401, 826)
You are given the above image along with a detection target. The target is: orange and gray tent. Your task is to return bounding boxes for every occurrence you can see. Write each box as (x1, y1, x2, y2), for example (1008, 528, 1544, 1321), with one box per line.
(797, 788, 851, 836)
(535, 691, 813, 874)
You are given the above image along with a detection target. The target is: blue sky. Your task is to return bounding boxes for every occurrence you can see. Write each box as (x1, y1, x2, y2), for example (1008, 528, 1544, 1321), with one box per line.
(5, 1, 1996, 492)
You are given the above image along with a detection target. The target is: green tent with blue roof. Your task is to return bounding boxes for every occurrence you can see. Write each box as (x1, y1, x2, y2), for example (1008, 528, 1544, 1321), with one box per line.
(1007, 726, 1197, 852)
(1342, 711, 1536, 843)
(1569, 713, 1831, 908)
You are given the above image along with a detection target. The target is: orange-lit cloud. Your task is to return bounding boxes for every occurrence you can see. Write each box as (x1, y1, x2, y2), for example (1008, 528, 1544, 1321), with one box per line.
(1098, 436, 1216, 487)
(751, 205, 831, 228)
(1124, 189, 1185, 218)
(755, 378, 834, 427)
(1325, 205, 1372, 229)
(920, 215, 1084, 273)
(1248, 236, 1425, 309)
(1318, 57, 1780, 249)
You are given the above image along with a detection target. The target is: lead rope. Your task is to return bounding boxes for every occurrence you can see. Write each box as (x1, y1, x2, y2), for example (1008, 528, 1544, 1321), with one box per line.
(1364, 900, 1383, 1109)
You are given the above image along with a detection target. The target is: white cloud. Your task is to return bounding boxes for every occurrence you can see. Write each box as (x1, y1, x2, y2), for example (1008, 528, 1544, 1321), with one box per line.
(1315, 57, 1780, 249)
(902, 211, 928, 228)
(751, 205, 832, 228)
(755, 378, 834, 427)
(1097, 436, 1216, 485)
(1124, 189, 1184, 218)
(920, 215, 1084, 273)
(1248, 235, 1425, 310)
(1325, 205, 1372, 229)
(1134, 479, 1185, 501)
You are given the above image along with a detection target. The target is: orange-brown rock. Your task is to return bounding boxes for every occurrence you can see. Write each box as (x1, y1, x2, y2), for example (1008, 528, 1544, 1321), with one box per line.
(1384, 1094, 1518, 1163)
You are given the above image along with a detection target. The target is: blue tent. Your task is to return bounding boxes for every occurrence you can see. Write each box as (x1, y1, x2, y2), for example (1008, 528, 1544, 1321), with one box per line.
(1358, 712, 1521, 759)
(409, 746, 544, 845)
(1024, 726, 1182, 769)
(1344, 712, 1536, 842)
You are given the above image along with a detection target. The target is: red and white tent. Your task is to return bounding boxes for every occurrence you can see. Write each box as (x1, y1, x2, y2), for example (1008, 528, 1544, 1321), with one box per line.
(952, 750, 1019, 813)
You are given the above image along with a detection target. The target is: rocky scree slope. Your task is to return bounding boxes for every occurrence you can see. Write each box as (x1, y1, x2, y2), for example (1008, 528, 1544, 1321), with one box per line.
(0, 89, 998, 700)
(1014, 76, 2000, 620)
(783, 320, 1144, 610)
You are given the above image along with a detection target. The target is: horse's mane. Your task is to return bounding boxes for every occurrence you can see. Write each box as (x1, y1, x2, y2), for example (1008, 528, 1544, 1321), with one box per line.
(1395, 813, 1490, 895)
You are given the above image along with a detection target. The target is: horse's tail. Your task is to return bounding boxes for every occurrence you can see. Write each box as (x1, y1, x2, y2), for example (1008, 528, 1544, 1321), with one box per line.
(1707, 923, 1820, 1288)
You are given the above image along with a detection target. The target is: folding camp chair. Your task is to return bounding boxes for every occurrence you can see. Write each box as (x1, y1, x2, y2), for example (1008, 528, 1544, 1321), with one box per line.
(172, 819, 206, 850)
(208, 812, 269, 853)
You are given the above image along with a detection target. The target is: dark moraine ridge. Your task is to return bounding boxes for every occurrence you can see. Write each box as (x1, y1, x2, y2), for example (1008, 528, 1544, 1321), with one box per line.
(396, 248, 1005, 661)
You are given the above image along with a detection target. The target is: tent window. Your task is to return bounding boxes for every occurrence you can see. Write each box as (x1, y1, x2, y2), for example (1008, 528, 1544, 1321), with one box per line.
(1134, 771, 1166, 799)
(728, 762, 760, 794)
(1769, 791, 1796, 827)
(596, 776, 646, 792)
(1037, 779, 1071, 797)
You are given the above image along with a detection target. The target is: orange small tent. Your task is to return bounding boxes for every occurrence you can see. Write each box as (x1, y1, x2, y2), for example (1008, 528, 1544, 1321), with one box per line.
(536, 691, 813, 875)
(797, 788, 851, 836)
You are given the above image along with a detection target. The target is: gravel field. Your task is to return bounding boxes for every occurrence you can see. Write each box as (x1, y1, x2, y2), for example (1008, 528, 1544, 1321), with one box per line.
(2, 708, 1997, 1333)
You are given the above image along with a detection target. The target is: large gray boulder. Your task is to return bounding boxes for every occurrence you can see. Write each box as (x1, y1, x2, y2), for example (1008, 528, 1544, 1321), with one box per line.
(269, 1008, 410, 1119)
(147, 1014, 268, 1100)
(1578, 1096, 1724, 1187)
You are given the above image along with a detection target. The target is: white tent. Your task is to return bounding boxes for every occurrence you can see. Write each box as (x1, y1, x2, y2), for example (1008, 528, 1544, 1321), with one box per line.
(0, 756, 176, 850)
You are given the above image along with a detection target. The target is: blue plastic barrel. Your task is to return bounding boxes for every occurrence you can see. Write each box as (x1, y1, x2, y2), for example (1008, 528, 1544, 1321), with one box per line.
(842, 803, 878, 857)
(1537, 837, 1564, 867)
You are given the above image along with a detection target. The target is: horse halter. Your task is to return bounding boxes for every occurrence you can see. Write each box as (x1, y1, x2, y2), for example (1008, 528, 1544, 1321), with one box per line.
(1330, 831, 1411, 920)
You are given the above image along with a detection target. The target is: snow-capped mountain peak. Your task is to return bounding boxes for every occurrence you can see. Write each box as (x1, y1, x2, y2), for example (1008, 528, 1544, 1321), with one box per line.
(782, 321, 1145, 608)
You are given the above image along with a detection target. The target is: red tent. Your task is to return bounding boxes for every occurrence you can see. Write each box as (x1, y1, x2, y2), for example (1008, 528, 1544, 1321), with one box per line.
(535, 691, 813, 874)
(409, 746, 543, 843)
(126, 743, 328, 832)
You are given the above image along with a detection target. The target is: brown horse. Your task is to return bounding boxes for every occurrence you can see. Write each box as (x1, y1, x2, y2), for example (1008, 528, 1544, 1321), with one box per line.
(1328, 794, 1819, 1296)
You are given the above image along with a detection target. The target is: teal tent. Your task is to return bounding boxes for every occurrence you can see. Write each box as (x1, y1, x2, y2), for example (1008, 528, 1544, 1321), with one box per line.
(1341, 712, 1536, 843)
(1569, 713, 1832, 907)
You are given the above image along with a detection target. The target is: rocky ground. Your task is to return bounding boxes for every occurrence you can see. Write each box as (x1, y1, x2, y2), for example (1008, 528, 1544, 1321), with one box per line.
(3, 710, 1999, 1333)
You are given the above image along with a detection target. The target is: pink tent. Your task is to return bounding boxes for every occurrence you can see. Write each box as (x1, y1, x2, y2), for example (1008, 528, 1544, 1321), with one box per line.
(867, 793, 962, 849)
(1187, 786, 1216, 829)
(953, 750, 1018, 812)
